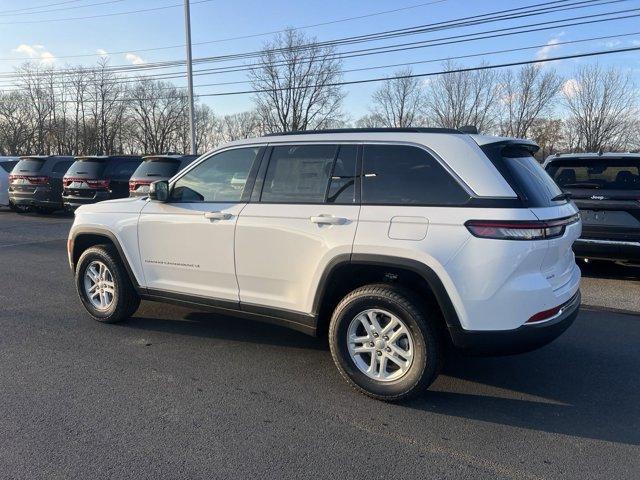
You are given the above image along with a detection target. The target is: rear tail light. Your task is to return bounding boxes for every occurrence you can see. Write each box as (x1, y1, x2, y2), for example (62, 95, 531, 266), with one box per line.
(129, 180, 152, 192)
(465, 214, 580, 241)
(526, 304, 563, 323)
(8, 175, 50, 185)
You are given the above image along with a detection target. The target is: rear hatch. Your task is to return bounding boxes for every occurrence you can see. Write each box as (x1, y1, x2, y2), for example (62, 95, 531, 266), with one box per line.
(63, 158, 109, 199)
(8, 157, 49, 194)
(546, 156, 640, 242)
(482, 142, 580, 292)
(129, 157, 181, 196)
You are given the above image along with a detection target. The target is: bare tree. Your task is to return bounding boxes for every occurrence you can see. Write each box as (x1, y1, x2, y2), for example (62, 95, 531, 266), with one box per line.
(425, 61, 500, 132)
(563, 64, 637, 151)
(128, 78, 189, 153)
(0, 90, 34, 155)
(499, 65, 563, 138)
(16, 63, 55, 154)
(529, 118, 564, 160)
(249, 29, 344, 132)
(217, 111, 264, 142)
(368, 68, 425, 127)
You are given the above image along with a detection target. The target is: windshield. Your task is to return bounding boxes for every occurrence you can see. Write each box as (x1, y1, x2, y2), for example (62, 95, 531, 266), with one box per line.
(546, 158, 640, 190)
(14, 158, 46, 173)
(65, 159, 107, 177)
(482, 143, 564, 207)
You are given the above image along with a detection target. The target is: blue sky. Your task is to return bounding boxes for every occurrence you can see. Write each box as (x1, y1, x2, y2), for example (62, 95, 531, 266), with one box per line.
(1, 0, 639, 119)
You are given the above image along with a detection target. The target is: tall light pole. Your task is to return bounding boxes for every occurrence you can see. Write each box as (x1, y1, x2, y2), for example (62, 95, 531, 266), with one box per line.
(184, 0, 197, 154)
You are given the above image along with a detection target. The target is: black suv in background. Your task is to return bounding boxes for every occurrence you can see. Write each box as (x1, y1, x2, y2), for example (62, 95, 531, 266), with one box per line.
(63, 155, 143, 210)
(544, 152, 640, 264)
(128, 154, 198, 197)
(8, 155, 74, 213)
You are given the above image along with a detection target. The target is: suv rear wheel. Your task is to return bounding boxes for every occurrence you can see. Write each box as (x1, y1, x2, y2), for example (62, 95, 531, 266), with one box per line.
(329, 284, 443, 401)
(75, 245, 140, 323)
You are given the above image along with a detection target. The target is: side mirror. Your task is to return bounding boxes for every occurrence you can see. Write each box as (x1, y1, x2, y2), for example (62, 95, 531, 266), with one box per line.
(149, 180, 169, 202)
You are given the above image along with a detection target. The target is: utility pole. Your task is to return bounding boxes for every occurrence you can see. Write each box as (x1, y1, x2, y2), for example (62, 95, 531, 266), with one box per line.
(184, 0, 197, 154)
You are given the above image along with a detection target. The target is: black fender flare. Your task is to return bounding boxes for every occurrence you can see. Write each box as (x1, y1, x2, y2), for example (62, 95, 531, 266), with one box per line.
(312, 253, 462, 330)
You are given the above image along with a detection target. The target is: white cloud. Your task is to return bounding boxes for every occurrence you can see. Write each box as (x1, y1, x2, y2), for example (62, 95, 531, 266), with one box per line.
(604, 40, 621, 48)
(125, 53, 145, 65)
(535, 38, 561, 61)
(13, 44, 56, 64)
(562, 78, 580, 98)
(632, 40, 640, 47)
(96, 48, 109, 57)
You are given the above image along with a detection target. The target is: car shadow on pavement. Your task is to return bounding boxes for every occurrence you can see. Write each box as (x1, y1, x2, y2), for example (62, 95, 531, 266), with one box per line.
(580, 259, 640, 280)
(125, 304, 638, 445)
(405, 311, 640, 446)
(125, 308, 327, 350)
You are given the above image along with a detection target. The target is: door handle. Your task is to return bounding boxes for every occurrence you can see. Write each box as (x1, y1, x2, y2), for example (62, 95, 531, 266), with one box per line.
(310, 215, 346, 225)
(204, 211, 232, 220)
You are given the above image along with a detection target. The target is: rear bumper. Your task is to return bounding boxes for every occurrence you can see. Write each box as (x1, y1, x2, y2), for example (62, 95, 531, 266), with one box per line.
(63, 191, 110, 209)
(449, 291, 580, 356)
(9, 189, 62, 208)
(574, 238, 640, 262)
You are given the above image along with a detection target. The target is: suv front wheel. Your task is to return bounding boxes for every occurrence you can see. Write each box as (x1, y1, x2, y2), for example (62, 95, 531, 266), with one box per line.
(75, 245, 140, 323)
(329, 284, 443, 401)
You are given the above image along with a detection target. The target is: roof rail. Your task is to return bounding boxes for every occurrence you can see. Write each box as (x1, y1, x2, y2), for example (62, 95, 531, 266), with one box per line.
(263, 127, 462, 136)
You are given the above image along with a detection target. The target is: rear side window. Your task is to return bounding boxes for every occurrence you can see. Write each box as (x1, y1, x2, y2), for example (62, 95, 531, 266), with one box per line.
(261, 144, 337, 204)
(0, 161, 17, 173)
(66, 160, 106, 177)
(52, 161, 73, 174)
(14, 158, 46, 173)
(546, 158, 640, 191)
(482, 144, 563, 207)
(362, 145, 469, 205)
(110, 160, 142, 178)
(134, 159, 180, 179)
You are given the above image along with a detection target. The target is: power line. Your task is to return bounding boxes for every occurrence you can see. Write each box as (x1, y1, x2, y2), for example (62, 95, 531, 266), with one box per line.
(0, 0, 86, 15)
(0, 0, 215, 25)
(1, 6, 638, 89)
(4, 46, 638, 102)
(0, 0, 616, 74)
(0, 0, 127, 17)
(0, 0, 578, 61)
(2, 0, 633, 84)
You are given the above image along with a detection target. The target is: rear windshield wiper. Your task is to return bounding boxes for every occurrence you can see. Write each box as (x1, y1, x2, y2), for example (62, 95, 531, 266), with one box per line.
(551, 192, 572, 201)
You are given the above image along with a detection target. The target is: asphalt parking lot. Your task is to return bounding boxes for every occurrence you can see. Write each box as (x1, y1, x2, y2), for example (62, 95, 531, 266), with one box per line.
(1, 210, 639, 479)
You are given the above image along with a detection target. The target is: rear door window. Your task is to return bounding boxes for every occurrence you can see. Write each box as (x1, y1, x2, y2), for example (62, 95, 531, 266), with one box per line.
(0, 161, 18, 173)
(260, 144, 337, 204)
(52, 161, 73, 174)
(482, 143, 563, 207)
(546, 158, 640, 191)
(14, 158, 46, 173)
(361, 145, 469, 205)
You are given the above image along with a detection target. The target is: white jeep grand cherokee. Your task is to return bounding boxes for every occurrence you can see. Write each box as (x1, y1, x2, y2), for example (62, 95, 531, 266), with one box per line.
(68, 128, 581, 401)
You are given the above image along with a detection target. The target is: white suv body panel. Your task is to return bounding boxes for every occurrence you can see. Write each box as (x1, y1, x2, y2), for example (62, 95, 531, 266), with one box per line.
(69, 131, 581, 351)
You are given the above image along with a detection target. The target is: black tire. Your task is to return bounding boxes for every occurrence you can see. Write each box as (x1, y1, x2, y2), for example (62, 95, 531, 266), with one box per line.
(75, 245, 140, 323)
(329, 283, 443, 402)
(9, 201, 30, 213)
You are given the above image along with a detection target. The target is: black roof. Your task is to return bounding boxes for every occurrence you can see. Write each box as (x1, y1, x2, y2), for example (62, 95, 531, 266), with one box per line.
(264, 127, 463, 136)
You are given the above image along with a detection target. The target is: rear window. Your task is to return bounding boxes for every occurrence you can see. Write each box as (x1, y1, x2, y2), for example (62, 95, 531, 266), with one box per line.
(0, 161, 18, 173)
(546, 158, 640, 191)
(66, 159, 107, 177)
(134, 159, 180, 179)
(14, 158, 46, 173)
(482, 143, 563, 207)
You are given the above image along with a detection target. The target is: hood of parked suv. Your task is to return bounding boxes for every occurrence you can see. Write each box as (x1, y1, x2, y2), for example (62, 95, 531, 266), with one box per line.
(75, 196, 147, 215)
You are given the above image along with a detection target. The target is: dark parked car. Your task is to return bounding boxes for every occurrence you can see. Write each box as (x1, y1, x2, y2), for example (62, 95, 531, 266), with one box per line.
(63, 155, 143, 210)
(544, 152, 640, 264)
(128, 154, 198, 197)
(7, 155, 74, 213)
